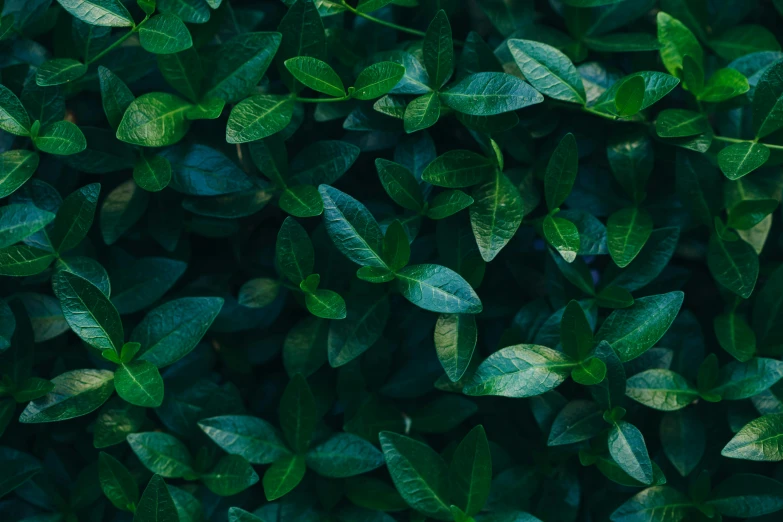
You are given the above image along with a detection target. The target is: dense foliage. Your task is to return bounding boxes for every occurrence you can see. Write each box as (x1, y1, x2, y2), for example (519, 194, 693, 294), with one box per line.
(4, 0, 783, 520)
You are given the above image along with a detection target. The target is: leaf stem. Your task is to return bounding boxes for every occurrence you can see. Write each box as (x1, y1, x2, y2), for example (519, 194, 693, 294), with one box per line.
(85, 16, 150, 66)
(713, 135, 783, 151)
(340, 0, 464, 46)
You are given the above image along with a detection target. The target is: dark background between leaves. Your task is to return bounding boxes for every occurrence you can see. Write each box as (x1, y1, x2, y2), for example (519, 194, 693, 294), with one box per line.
(4, 0, 783, 521)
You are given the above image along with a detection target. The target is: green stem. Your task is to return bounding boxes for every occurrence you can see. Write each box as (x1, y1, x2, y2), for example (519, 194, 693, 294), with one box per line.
(85, 16, 150, 65)
(340, 0, 463, 46)
(713, 135, 783, 151)
(291, 94, 352, 103)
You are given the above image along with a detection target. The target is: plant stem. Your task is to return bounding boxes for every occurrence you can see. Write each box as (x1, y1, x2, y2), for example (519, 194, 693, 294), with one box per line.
(340, 0, 463, 46)
(713, 135, 783, 151)
(85, 17, 150, 65)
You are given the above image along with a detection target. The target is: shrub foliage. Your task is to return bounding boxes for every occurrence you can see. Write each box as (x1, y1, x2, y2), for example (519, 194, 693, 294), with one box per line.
(2, 0, 783, 521)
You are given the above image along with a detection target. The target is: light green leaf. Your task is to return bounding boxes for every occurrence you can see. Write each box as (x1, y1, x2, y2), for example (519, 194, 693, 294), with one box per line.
(717, 142, 770, 180)
(543, 215, 580, 263)
(19, 369, 115, 423)
(722, 414, 783, 461)
(507, 39, 585, 104)
(657, 12, 702, 77)
(117, 93, 192, 147)
(396, 264, 482, 314)
(607, 207, 653, 268)
(464, 344, 575, 398)
(56, 0, 134, 27)
(0, 150, 39, 198)
(34, 121, 87, 156)
(226, 95, 294, 144)
(0, 85, 30, 136)
(352, 62, 406, 100)
(625, 369, 697, 411)
(139, 13, 193, 55)
(470, 170, 524, 262)
(608, 420, 653, 485)
(115, 361, 164, 408)
(404, 92, 441, 133)
(435, 313, 477, 382)
(285, 56, 345, 97)
(0, 245, 55, 276)
(441, 72, 544, 115)
(134, 153, 172, 192)
(36, 58, 87, 87)
(263, 453, 306, 501)
(595, 292, 684, 362)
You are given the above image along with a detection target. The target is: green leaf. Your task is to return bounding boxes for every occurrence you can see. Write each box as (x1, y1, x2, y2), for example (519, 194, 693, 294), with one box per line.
(450, 425, 491, 517)
(608, 420, 653, 485)
(0, 245, 54, 276)
(607, 129, 652, 204)
(285, 57, 345, 97)
(99, 452, 138, 512)
(753, 60, 783, 139)
(157, 48, 204, 103)
(0, 150, 39, 198)
(710, 25, 781, 61)
(657, 12, 702, 77)
(139, 13, 193, 55)
(98, 66, 135, 130)
(610, 486, 693, 522)
(131, 297, 224, 367)
(722, 414, 783, 461)
(319, 184, 386, 268)
(328, 293, 389, 367)
(0, 203, 54, 249)
(117, 93, 192, 147)
(19, 369, 115, 423)
(115, 361, 164, 408)
(727, 199, 778, 230)
(614, 76, 645, 117)
(134, 475, 179, 522)
(127, 432, 196, 479)
(52, 271, 123, 352)
(36, 58, 87, 87)
(655, 109, 709, 138)
(404, 92, 441, 133)
(306, 432, 385, 478)
(572, 358, 607, 385)
(56, 0, 134, 27)
(134, 153, 172, 192)
(380, 431, 451, 519)
(660, 409, 704, 477)
(441, 72, 544, 115)
(711, 357, 783, 400)
(699, 68, 749, 102)
(607, 207, 653, 268)
(204, 32, 282, 103)
(383, 219, 410, 271)
(279, 185, 323, 217)
(276, 217, 314, 284)
(548, 400, 605, 446)
(706, 474, 783, 518)
(591, 72, 680, 115)
(714, 312, 756, 362)
(199, 415, 290, 465)
(422, 150, 495, 188)
(435, 313, 477, 382)
(707, 231, 758, 299)
(560, 300, 593, 361)
(427, 190, 474, 220)
(280, 374, 317, 453)
(423, 10, 453, 90)
(263, 453, 306, 501)
(202, 455, 259, 496)
(226, 95, 294, 144)
(545, 133, 578, 211)
(0, 85, 31, 136)
(305, 289, 347, 320)
(470, 170, 524, 262)
(625, 369, 697, 411)
(356, 0, 393, 12)
(717, 142, 770, 180)
(595, 292, 684, 362)
(100, 179, 149, 245)
(507, 39, 585, 104)
(396, 264, 482, 314)
(34, 121, 87, 156)
(376, 159, 423, 211)
(464, 344, 575, 398)
(352, 62, 406, 100)
(0, 447, 42, 497)
(543, 215, 580, 263)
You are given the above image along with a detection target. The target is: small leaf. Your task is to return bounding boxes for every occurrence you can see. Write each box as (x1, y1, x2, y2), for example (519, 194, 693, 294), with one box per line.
(34, 121, 87, 156)
(36, 58, 87, 87)
(625, 369, 698, 411)
(722, 414, 783, 461)
(608, 420, 653, 485)
(134, 475, 179, 522)
(507, 39, 585, 104)
(655, 109, 709, 138)
(435, 313, 477, 382)
(117, 93, 192, 147)
(717, 142, 770, 180)
(441, 72, 544, 116)
(607, 207, 653, 268)
(423, 10, 453, 89)
(115, 361, 164, 408)
(285, 57, 346, 97)
(263, 454, 305, 501)
(99, 452, 138, 512)
(395, 264, 482, 314)
(614, 76, 645, 116)
(543, 215, 580, 263)
(352, 62, 406, 100)
(225, 95, 294, 144)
